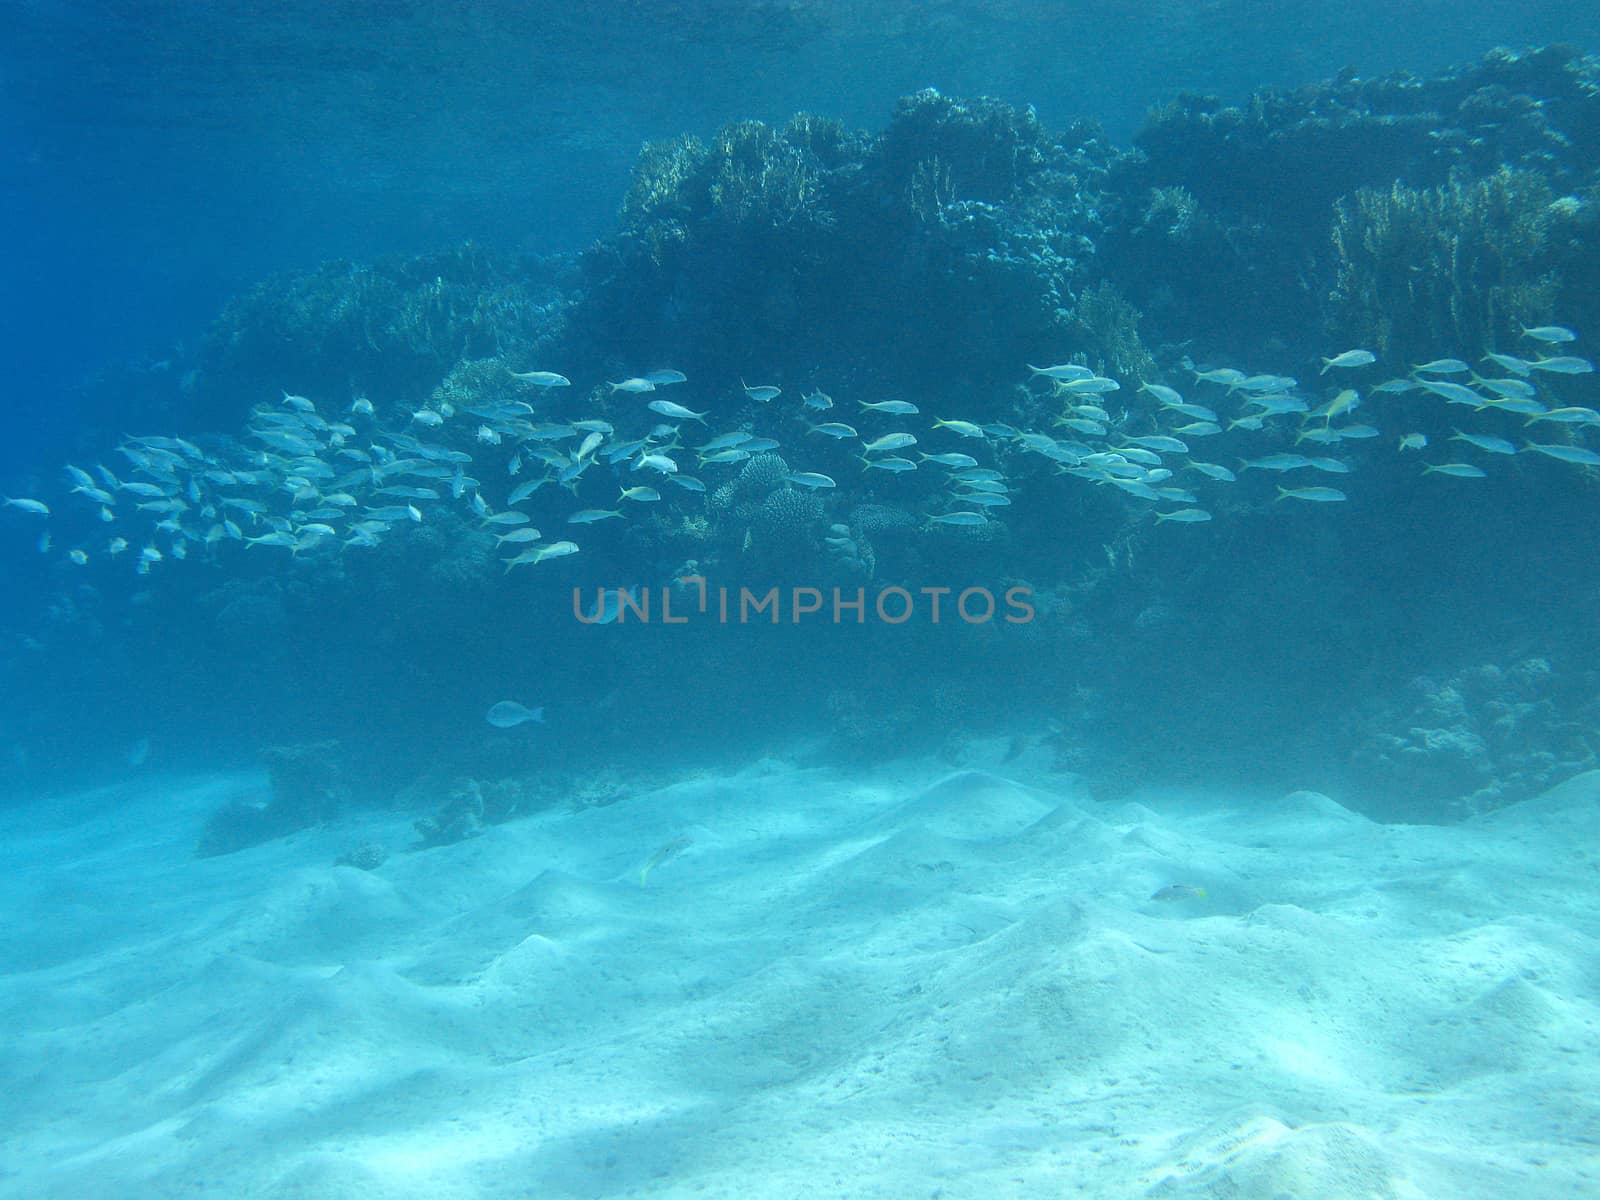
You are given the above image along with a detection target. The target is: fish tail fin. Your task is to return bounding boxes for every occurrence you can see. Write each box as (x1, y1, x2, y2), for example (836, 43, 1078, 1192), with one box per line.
(1274, 487, 1289, 501)
(1319, 358, 1332, 374)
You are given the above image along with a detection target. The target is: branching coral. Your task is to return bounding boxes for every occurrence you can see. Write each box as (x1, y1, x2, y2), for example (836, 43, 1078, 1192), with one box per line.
(1327, 168, 1565, 361)
(1065, 280, 1156, 380)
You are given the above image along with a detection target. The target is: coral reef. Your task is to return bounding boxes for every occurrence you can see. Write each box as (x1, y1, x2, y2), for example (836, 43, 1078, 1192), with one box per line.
(1348, 658, 1598, 820)
(702, 453, 825, 573)
(406, 768, 638, 850)
(195, 740, 350, 857)
(1327, 168, 1567, 362)
(415, 777, 488, 848)
(1063, 280, 1156, 380)
(1113, 46, 1600, 350)
(579, 89, 1119, 410)
(335, 843, 389, 871)
(823, 522, 873, 579)
(190, 242, 572, 423)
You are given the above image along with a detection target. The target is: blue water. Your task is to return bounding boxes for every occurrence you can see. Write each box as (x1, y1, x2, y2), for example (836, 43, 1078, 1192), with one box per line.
(6, 6, 1600, 1196)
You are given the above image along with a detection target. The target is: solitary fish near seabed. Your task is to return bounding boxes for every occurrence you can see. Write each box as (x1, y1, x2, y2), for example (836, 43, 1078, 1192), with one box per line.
(486, 700, 544, 728)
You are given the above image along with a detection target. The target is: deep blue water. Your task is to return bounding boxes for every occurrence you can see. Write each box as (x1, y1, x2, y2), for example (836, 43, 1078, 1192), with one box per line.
(4, 1, 1600, 816)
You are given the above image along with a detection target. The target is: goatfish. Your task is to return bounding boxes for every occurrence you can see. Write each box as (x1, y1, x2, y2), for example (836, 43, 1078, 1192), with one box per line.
(1530, 356, 1594, 375)
(2, 497, 50, 516)
(1027, 363, 1095, 381)
(1523, 442, 1600, 466)
(741, 379, 781, 402)
(862, 433, 918, 455)
(1528, 407, 1600, 427)
(1450, 431, 1516, 455)
(1190, 366, 1246, 386)
(503, 540, 580, 571)
(1061, 376, 1120, 394)
(1127, 435, 1188, 454)
(1276, 486, 1347, 503)
(647, 400, 708, 423)
(1320, 349, 1376, 373)
(1317, 389, 1360, 425)
(810, 422, 859, 439)
(638, 835, 693, 886)
(857, 399, 920, 414)
(698, 432, 753, 451)
(932, 418, 987, 438)
(495, 528, 544, 545)
(1483, 351, 1534, 376)
(634, 453, 679, 474)
(1417, 379, 1486, 406)
(787, 472, 837, 490)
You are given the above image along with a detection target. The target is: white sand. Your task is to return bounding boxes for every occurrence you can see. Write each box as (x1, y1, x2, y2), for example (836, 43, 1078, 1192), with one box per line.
(1, 752, 1596, 1199)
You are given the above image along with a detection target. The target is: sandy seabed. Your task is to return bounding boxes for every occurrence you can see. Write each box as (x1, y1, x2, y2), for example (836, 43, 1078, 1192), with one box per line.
(2, 750, 1596, 1199)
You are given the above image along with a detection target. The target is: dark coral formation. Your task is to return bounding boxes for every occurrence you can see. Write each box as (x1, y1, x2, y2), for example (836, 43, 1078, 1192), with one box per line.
(196, 740, 351, 857)
(578, 89, 1122, 413)
(1348, 659, 1599, 821)
(80, 47, 1600, 464)
(1111, 46, 1600, 352)
(190, 243, 573, 427)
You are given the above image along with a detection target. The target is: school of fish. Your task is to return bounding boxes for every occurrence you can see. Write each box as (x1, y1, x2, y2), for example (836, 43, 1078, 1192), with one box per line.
(5, 322, 1596, 576)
